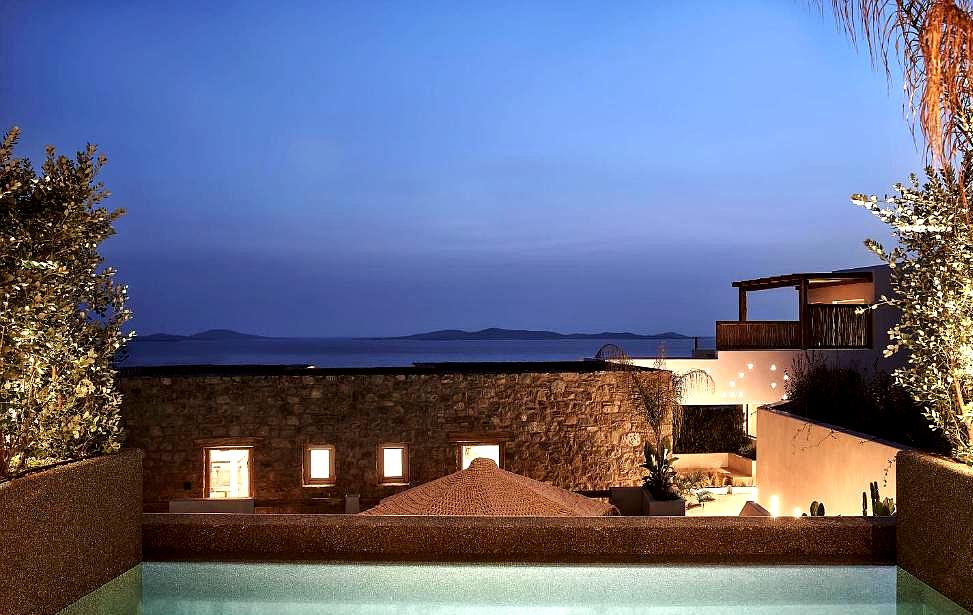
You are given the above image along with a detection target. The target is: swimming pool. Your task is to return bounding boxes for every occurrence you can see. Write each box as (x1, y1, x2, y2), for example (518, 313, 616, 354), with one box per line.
(59, 562, 968, 614)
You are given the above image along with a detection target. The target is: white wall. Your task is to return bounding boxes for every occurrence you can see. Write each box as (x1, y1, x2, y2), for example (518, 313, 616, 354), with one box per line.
(755, 404, 904, 516)
(807, 281, 873, 304)
(631, 349, 882, 437)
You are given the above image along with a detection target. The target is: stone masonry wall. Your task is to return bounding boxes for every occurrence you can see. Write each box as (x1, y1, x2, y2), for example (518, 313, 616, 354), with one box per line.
(120, 363, 665, 512)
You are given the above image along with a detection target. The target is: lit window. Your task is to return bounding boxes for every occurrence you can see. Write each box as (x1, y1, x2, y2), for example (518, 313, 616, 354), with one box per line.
(377, 444, 409, 484)
(460, 443, 501, 469)
(206, 447, 251, 499)
(304, 444, 335, 486)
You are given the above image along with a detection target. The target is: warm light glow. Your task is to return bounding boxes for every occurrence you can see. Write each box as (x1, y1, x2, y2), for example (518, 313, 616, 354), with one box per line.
(738, 372, 745, 379)
(770, 364, 777, 371)
(461, 444, 501, 469)
(792, 507, 802, 518)
(382, 447, 404, 478)
(783, 372, 790, 381)
(309, 448, 331, 479)
(728, 380, 736, 388)
(769, 495, 780, 517)
(207, 448, 250, 498)
(746, 362, 754, 370)
(770, 382, 777, 390)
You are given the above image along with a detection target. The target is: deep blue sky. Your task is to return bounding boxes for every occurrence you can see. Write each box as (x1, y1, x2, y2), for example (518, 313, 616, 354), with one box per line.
(1, 2, 920, 337)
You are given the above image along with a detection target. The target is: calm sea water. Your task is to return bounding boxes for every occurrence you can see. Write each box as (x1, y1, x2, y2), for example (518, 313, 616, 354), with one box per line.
(120, 337, 712, 368)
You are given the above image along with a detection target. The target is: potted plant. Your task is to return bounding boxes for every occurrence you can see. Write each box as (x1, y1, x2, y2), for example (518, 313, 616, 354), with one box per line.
(640, 443, 688, 516)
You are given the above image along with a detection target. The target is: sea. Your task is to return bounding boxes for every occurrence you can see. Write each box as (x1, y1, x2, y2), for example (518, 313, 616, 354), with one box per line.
(120, 337, 714, 368)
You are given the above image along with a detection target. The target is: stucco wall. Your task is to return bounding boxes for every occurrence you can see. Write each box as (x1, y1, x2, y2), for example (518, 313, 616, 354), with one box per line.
(807, 281, 873, 304)
(0, 450, 143, 615)
(120, 363, 665, 511)
(756, 404, 904, 516)
(897, 450, 973, 611)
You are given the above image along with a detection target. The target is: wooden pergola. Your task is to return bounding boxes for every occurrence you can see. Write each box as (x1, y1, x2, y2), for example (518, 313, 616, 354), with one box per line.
(718, 271, 874, 351)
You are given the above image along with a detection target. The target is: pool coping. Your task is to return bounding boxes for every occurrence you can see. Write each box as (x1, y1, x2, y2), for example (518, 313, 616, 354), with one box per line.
(144, 512, 896, 564)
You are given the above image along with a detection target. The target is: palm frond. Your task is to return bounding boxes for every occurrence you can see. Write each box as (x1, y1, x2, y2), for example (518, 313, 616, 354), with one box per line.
(821, 0, 973, 164)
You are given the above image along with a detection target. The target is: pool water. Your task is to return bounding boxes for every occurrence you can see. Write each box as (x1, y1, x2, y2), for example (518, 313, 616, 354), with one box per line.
(59, 562, 969, 614)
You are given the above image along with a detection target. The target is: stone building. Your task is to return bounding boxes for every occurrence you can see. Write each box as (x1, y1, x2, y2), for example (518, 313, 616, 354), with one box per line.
(119, 362, 667, 512)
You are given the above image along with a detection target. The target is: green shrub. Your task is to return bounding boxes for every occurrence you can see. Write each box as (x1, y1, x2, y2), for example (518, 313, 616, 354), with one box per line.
(784, 353, 950, 455)
(853, 159, 973, 464)
(0, 127, 132, 480)
(676, 405, 753, 457)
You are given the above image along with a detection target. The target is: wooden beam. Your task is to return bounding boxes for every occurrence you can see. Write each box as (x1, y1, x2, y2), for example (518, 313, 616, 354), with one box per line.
(798, 278, 809, 349)
(738, 288, 748, 322)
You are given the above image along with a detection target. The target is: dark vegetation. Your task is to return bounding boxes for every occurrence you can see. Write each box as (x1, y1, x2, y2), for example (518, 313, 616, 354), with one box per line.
(784, 354, 951, 455)
(676, 405, 755, 459)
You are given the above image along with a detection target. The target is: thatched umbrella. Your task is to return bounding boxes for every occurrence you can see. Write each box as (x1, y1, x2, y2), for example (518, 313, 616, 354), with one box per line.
(360, 458, 617, 516)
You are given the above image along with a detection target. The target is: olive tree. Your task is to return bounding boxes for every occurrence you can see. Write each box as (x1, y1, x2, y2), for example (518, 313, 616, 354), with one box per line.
(0, 127, 132, 479)
(853, 155, 973, 464)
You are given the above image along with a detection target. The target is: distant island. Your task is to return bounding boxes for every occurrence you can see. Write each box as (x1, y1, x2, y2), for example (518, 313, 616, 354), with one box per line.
(136, 329, 268, 342)
(384, 328, 691, 341)
(135, 327, 693, 342)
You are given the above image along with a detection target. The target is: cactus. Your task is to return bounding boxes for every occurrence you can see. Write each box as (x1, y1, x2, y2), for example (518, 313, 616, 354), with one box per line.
(808, 501, 826, 516)
(863, 481, 896, 516)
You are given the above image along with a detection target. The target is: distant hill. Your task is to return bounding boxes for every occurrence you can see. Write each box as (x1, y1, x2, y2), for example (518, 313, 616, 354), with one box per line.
(135, 327, 693, 342)
(136, 333, 188, 342)
(136, 329, 267, 342)
(190, 329, 266, 341)
(387, 328, 691, 341)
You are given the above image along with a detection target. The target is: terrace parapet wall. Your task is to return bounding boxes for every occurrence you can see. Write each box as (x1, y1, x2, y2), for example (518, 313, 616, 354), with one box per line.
(896, 450, 973, 612)
(756, 402, 906, 516)
(0, 449, 143, 615)
(143, 512, 896, 564)
(119, 363, 664, 511)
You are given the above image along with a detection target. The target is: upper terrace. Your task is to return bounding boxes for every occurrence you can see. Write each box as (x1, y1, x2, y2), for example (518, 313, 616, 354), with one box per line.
(715, 271, 874, 351)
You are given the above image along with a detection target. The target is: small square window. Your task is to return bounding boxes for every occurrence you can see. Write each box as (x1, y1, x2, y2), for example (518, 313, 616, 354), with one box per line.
(377, 443, 409, 485)
(304, 444, 335, 486)
(205, 447, 252, 498)
(460, 443, 501, 470)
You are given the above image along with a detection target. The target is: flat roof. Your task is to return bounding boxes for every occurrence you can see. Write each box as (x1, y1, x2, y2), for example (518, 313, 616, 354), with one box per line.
(732, 271, 873, 292)
(118, 361, 658, 378)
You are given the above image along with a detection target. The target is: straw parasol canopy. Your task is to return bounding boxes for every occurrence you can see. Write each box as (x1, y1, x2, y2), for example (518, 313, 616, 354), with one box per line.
(360, 457, 617, 516)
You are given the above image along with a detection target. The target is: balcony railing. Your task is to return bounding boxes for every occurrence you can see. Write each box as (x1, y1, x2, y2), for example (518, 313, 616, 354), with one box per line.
(716, 305, 872, 350)
(716, 321, 802, 350)
(806, 304, 872, 349)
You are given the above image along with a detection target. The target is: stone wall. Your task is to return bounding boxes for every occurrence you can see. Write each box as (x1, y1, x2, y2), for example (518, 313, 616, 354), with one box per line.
(0, 450, 142, 615)
(120, 362, 664, 511)
(897, 450, 973, 612)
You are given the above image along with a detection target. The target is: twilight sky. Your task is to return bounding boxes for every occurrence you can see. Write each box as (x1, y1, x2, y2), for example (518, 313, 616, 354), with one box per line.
(1, 1, 922, 337)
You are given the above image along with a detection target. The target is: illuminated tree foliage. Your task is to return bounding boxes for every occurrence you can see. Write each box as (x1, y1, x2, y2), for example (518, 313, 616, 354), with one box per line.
(853, 155, 973, 463)
(0, 127, 132, 480)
